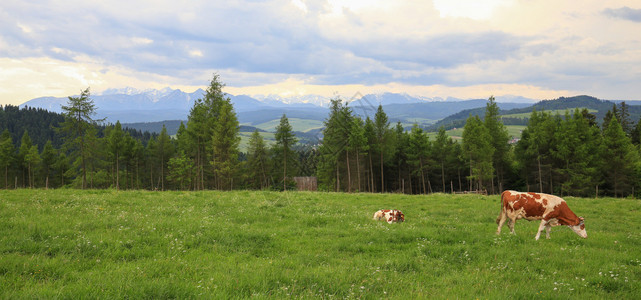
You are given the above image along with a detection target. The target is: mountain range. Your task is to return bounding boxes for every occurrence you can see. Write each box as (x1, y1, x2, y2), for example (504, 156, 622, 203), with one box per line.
(19, 87, 538, 125)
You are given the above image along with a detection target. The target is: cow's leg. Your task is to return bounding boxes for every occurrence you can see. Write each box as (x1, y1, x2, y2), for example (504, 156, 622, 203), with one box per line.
(496, 212, 507, 235)
(535, 220, 547, 240)
(508, 218, 516, 234)
(545, 224, 552, 239)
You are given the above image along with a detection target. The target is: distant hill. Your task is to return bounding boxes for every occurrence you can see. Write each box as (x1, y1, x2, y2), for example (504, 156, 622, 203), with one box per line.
(353, 100, 531, 126)
(428, 95, 641, 131)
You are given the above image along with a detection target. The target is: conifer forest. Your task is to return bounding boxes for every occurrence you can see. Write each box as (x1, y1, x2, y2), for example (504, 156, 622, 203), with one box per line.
(1, 75, 640, 197)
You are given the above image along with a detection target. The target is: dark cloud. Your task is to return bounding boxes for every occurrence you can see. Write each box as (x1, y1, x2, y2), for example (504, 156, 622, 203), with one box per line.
(352, 31, 524, 69)
(603, 7, 641, 22)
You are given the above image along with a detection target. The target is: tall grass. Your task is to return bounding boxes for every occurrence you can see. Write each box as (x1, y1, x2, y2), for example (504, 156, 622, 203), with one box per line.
(1, 190, 639, 298)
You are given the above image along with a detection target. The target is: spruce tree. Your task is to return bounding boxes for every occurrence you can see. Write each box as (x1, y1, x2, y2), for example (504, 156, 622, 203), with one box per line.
(616, 101, 633, 137)
(155, 125, 174, 191)
(462, 115, 494, 192)
(107, 121, 126, 190)
(364, 117, 376, 192)
(0, 129, 14, 188)
(602, 116, 639, 197)
(186, 103, 210, 189)
(25, 145, 40, 188)
(274, 114, 298, 191)
(211, 99, 240, 190)
(373, 105, 391, 193)
(58, 88, 102, 189)
(317, 98, 347, 191)
(553, 109, 603, 196)
(484, 96, 510, 194)
(408, 124, 431, 194)
(348, 116, 367, 192)
(433, 127, 451, 193)
(40, 140, 57, 189)
(247, 130, 270, 189)
(167, 150, 194, 190)
(18, 130, 33, 187)
(392, 122, 409, 193)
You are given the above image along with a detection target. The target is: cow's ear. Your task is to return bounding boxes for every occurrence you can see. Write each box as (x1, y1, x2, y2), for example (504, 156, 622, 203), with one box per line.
(579, 216, 585, 223)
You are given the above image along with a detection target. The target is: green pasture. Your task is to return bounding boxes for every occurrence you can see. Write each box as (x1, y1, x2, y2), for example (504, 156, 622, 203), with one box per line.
(238, 131, 275, 152)
(1, 190, 639, 298)
(428, 125, 526, 140)
(253, 118, 324, 133)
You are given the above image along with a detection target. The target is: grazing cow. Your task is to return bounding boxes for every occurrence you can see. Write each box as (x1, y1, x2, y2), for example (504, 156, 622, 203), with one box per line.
(496, 190, 587, 240)
(373, 209, 405, 224)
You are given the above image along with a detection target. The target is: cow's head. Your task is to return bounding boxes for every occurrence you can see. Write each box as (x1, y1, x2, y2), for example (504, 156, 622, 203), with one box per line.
(569, 217, 587, 238)
(395, 210, 405, 222)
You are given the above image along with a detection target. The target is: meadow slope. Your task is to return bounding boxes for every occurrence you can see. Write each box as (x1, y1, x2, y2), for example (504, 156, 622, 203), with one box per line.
(1, 190, 640, 298)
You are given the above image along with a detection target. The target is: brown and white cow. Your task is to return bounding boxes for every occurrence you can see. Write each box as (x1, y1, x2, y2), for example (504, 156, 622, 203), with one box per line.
(373, 209, 405, 224)
(496, 190, 587, 240)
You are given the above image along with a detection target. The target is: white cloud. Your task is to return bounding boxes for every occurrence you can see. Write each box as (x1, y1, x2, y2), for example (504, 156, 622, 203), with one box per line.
(0, 0, 640, 105)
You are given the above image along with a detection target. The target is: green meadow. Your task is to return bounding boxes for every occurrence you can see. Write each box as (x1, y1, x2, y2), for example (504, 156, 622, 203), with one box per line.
(253, 118, 324, 133)
(1, 190, 640, 298)
(430, 125, 527, 140)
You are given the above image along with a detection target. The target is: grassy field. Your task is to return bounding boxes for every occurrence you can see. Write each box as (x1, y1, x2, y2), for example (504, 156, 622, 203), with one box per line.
(238, 131, 276, 152)
(1, 190, 640, 298)
(253, 118, 324, 133)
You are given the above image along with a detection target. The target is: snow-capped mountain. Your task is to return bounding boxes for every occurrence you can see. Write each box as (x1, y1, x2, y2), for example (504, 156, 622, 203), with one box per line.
(19, 87, 538, 124)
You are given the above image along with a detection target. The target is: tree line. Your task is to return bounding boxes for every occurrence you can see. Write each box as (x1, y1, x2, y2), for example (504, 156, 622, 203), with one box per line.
(317, 95, 640, 197)
(0, 75, 305, 191)
(1, 74, 640, 197)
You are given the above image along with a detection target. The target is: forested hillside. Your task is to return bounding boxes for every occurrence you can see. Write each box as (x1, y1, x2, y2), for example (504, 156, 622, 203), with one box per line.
(0, 105, 156, 150)
(429, 95, 641, 130)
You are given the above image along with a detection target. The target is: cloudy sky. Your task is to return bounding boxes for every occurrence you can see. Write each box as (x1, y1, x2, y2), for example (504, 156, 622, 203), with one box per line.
(1, 0, 640, 105)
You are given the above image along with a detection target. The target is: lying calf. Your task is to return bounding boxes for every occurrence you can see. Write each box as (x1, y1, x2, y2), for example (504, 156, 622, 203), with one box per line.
(373, 209, 405, 224)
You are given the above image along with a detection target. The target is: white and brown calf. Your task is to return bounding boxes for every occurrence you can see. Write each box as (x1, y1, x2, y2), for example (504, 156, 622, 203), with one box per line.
(373, 209, 405, 224)
(496, 190, 587, 240)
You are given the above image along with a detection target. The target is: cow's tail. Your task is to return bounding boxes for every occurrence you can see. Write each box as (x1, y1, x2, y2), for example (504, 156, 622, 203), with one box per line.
(496, 191, 508, 224)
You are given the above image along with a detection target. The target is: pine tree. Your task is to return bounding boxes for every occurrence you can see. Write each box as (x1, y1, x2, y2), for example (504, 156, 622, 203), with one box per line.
(364, 117, 376, 192)
(210, 98, 240, 190)
(433, 127, 451, 193)
(484, 96, 510, 194)
(373, 105, 392, 193)
(392, 122, 409, 193)
(107, 121, 126, 191)
(167, 150, 194, 190)
(632, 115, 641, 145)
(616, 101, 633, 137)
(25, 145, 40, 188)
(186, 103, 210, 190)
(155, 125, 174, 191)
(317, 98, 347, 191)
(274, 114, 298, 191)
(146, 137, 157, 190)
(0, 129, 14, 188)
(348, 116, 368, 192)
(602, 116, 639, 197)
(40, 140, 57, 189)
(18, 130, 33, 187)
(58, 88, 102, 189)
(408, 124, 431, 194)
(247, 130, 270, 189)
(553, 109, 603, 196)
(462, 115, 494, 192)
(55, 152, 70, 187)
(515, 110, 558, 193)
